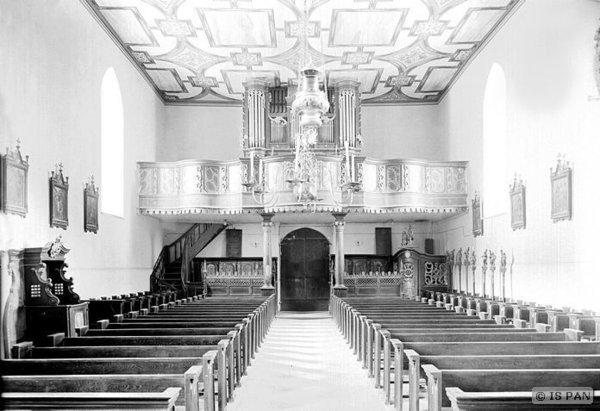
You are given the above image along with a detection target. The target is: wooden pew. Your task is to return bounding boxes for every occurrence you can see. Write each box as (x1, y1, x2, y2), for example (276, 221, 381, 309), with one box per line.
(404, 352, 600, 411)
(446, 387, 600, 411)
(380, 323, 515, 329)
(1, 387, 181, 411)
(59, 335, 227, 346)
(85, 327, 235, 336)
(111, 320, 241, 328)
(2, 369, 203, 411)
(2, 358, 203, 375)
(379, 330, 572, 408)
(87, 298, 126, 323)
(331, 296, 595, 411)
(7, 347, 219, 411)
(29, 345, 218, 358)
(423, 366, 600, 411)
(390, 331, 567, 343)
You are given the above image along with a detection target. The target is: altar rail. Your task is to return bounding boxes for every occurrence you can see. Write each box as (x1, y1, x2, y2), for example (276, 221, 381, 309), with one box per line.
(137, 157, 467, 215)
(345, 274, 403, 297)
(341, 249, 450, 298)
(205, 277, 264, 297)
(197, 257, 277, 297)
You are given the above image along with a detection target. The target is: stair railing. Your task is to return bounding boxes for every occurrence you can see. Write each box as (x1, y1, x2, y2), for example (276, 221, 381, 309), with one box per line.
(150, 223, 227, 296)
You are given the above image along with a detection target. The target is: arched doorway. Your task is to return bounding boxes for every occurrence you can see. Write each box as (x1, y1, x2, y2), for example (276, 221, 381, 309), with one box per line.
(280, 228, 330, 311)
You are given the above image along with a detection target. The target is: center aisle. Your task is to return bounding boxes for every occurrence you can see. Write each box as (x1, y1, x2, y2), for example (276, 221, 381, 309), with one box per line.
(227, 311, 394, 411)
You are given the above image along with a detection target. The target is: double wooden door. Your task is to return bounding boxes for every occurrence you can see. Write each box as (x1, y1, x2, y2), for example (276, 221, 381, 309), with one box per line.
(280, 228, 330, 311)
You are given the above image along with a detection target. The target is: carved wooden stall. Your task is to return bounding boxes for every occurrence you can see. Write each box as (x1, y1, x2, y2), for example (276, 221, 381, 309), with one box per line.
(194, 257, 277, 297)
(343, 255, 399, 297)
(341, 249, 449, 298)
(394, 248, 450, 299)
(22, 237, 89, 341)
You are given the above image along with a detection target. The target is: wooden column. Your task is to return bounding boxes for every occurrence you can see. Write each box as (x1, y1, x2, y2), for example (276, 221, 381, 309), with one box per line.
(261, 213, 275, 296)
(332, 213, 348, 297)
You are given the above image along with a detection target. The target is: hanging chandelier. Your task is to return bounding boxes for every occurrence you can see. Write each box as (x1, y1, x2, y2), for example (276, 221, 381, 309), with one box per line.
(242, 0, 361, 211)
(286, 67, 330, 208)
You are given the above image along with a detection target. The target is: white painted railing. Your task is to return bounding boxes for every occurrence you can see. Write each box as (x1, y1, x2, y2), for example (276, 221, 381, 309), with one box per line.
(137, 156, 468, 215)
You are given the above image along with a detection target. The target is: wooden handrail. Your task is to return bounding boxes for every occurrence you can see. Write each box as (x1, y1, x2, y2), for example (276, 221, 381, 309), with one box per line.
(150, 223, 227, 296)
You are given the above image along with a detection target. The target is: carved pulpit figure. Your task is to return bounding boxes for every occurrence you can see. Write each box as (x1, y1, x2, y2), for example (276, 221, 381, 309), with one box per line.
(481, 250, 488, 298)
(463, 247, 470, 294)
(456, 248, 462, 292)
(500, 250, 507, 301)
(447, 250, 455, 291)
(469, 249, 477, 296)
(489, 251, 496, 300)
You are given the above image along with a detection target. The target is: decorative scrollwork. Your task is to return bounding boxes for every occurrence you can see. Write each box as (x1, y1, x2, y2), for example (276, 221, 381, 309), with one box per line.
(400, 262, 415, 299)
(423, 261, 448, 285)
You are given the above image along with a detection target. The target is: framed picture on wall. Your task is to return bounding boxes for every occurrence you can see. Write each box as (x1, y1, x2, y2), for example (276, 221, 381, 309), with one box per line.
(472, 192, 483, 237)
(0, 140, 29, 217)
(84, 176, 99, 233)
(509, 175, 526, 230)
(49, 163, 69, 230)
(550, 154, 572, 222)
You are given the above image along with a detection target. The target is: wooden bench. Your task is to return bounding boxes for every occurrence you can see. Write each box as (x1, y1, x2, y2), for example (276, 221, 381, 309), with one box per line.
(1, 387, 181, 411)
(331, 296, 596, 411)
(113, 320, 241, 328)
(28, 345, 218, 358)
(59, 335, 227, 346)
(2, 357, 203, 375)
(85, 327, 234, 336)
(2, 368, 204, 411)
(4, 352, 221, 410)
(8, 346, 220, 411)
(423, 366, 600, 411)
(378, 330, 573, 406)
(381, 323, 514, 329)
(389, 331, 568, 343)
(446, 387, 600, 410)
(404, 352, 600, 411)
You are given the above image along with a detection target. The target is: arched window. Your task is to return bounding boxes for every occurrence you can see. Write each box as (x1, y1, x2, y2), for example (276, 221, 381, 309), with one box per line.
(483, 63, 507, 217)
(101, 67, 124, 218)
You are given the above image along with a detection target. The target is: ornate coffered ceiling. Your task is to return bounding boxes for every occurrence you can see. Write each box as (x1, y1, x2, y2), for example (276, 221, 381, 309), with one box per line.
(82, 0, 522, 106)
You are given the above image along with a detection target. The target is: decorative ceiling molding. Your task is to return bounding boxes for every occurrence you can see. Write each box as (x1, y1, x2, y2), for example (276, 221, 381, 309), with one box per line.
(82, 0, 523, 106)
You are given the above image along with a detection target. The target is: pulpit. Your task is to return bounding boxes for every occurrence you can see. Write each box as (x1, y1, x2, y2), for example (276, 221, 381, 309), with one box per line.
(23, 237, 88, 341)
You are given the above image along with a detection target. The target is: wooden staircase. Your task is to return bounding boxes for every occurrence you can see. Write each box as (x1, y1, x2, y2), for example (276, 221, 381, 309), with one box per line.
(150, 223, 227, 297)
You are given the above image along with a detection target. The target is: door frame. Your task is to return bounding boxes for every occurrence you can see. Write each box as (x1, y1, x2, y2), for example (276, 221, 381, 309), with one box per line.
(278, 227, 331, 311)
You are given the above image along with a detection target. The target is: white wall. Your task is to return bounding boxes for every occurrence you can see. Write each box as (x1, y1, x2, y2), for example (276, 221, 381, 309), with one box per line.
(361, 105, 447, 161)
(196, 221, 433, 261)
(159, 106, 243, 162)
(159, 94, 444, 163)
(435, 0, 600, 311)
(0, 0, 166, 307)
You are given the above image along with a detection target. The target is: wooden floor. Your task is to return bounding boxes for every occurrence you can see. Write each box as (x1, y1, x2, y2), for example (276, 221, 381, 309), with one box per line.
(228, 311, 396, 411)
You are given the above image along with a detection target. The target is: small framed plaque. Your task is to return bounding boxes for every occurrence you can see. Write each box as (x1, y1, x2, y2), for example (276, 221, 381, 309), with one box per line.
(0, 140, 29, 217)
(84, 176, 99, 233)
(550, 155, 572, 222)
(49, 163, 69, 230)
(472, 192, 483, 237)
(509, 175, 526, 230)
